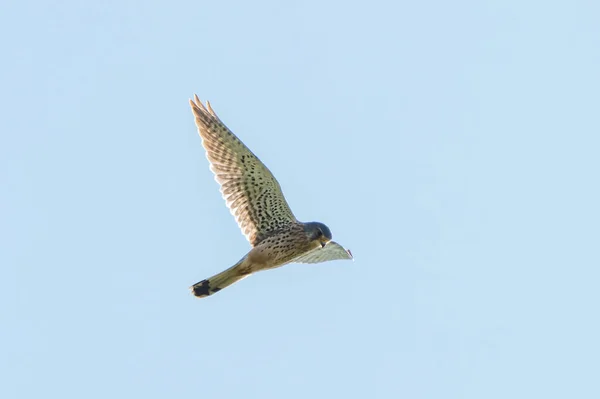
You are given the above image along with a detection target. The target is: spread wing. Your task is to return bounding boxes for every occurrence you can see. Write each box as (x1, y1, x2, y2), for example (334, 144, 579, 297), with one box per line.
(190, 95, 297, 246)
(293, 242, 353, 264)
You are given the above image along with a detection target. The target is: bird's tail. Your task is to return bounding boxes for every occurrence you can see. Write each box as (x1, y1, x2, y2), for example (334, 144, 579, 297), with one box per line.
(190, 258, 250, 298)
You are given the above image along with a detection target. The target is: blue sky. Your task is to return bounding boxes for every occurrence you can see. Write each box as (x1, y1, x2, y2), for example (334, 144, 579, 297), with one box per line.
(2, 0, 599, 398)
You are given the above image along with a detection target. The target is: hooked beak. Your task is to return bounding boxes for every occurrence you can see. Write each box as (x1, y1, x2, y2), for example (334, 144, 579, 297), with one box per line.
(320, 241, 327, 248)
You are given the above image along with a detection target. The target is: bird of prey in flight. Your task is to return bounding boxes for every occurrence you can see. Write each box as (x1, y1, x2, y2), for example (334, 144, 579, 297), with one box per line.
(189, 95, 353, 298)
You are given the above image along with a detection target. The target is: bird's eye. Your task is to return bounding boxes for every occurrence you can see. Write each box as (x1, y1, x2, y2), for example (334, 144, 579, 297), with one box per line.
(316, 229, 323, 237)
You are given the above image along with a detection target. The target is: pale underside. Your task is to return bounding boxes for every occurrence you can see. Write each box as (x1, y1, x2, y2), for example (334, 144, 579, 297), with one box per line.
(293, 242, 353, 263)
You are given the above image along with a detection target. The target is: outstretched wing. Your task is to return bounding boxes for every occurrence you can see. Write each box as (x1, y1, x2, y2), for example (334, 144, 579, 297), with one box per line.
(190, 95, 297, 246)
(293, 242, 353, 264)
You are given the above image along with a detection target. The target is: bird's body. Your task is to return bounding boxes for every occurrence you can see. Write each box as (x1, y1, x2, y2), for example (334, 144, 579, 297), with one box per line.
(246, 224, 323, 269)
(189, 95, 352, 298)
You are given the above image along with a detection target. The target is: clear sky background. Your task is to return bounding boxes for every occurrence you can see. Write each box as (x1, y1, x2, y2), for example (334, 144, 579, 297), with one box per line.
(2, 1, 599, 398)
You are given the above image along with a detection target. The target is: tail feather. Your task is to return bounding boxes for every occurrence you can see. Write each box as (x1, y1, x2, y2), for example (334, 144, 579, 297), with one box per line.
(191, 261, 250, 298)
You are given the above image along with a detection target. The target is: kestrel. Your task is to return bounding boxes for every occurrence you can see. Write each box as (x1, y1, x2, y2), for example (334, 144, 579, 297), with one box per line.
(189, 95, 353, 298)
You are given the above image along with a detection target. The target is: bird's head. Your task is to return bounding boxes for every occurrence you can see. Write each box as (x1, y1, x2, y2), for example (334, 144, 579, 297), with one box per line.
(304, 222, 332, 248)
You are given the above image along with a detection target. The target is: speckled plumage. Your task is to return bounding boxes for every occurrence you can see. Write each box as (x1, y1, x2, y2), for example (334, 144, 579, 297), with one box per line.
(189, 95, 352, 298)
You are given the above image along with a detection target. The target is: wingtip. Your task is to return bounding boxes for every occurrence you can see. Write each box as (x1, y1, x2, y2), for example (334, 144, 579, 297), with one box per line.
(206, 100, 216, 116)
(189, 94, 210, 114)
(189, 94, 199, 109)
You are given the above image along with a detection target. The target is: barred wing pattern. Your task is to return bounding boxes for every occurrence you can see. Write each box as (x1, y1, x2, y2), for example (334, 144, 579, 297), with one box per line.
(293, 242, 353, 264)
(190, 95, 297, 246)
